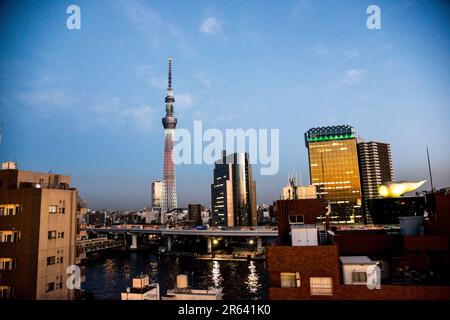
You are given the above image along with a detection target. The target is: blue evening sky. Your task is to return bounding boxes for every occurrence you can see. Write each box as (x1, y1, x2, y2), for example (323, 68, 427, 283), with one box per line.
(1, 0, 449, 209)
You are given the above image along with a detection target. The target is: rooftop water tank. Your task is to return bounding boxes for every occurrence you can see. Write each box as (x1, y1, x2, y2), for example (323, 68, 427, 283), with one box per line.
(132, 275, 150, 289)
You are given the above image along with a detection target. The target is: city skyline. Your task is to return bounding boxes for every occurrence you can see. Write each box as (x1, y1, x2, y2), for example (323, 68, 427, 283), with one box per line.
(1, 0, 449, 209)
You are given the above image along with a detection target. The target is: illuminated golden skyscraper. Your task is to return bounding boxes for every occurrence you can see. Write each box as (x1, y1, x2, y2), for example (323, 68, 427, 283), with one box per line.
(305, 125, 362, 223)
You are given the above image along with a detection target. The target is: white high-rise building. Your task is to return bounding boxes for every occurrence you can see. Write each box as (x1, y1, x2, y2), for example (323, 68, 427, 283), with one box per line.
(151, 180, 163, 209)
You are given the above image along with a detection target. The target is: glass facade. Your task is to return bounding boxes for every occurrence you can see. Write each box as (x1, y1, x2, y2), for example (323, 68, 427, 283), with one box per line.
(211, 152, 257, 227)
(305, 126, 362, 223)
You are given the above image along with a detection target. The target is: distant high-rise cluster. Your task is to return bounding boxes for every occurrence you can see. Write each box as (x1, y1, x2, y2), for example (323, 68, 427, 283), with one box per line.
(211, 151, 257, 227)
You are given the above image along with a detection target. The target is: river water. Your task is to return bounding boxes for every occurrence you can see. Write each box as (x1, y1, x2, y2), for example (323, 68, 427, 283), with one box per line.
(82, 250, 268, 300)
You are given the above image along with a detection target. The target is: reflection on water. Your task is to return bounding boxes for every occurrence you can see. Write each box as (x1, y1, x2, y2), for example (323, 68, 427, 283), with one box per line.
(211, 260, 222, 289)
(246, 261, 261, 297)
(82, 251, 267, 300)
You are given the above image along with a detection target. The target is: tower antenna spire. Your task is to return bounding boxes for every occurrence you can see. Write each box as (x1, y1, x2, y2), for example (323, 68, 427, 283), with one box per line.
(426, 146, 435, 192)
(168, 57, 173, 89)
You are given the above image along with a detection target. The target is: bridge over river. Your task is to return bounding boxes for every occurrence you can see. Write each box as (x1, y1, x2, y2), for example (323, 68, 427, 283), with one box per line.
(82, 225, 278, 253)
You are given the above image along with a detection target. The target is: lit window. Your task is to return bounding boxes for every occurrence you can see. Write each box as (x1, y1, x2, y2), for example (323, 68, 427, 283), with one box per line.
(0, 231, 21, 243)
(0, 204, 20, 216)
(0, 285, 14, 299)
(280, 272, 301, 288)
(49, 205, 57, 214)
(310, 277, 333, 296)
(0, 258, 18, 270)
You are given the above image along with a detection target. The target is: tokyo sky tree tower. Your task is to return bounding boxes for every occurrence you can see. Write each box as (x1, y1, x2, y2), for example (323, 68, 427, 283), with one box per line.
(161, 57, 177, 213)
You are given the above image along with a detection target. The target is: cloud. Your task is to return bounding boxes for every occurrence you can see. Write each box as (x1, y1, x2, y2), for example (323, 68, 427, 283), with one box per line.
(199, 17, 222, 35)
(176, 94, 193, 109)
(328, 69, 367, 91)
(17, 89, 76, 108)
(150, 77, 166, 89)
(121, 105, 156, 131)
(92, 97, 157, 131)
(196, 73, 211, 87)
(343, 69, 366, 85)
(343, 49, 359, 59)
(313, 43, 331, 57)
(292, 0, 312, 18)
(356, 93, 370, 102)
(192, 110, 209, 121)
(135, 64, 167, 89)
(313, 44, 359, 59)
(120, 0, 190, 52)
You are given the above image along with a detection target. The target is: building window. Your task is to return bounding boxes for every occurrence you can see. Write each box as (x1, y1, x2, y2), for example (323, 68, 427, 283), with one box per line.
(49, 205, 57, 214)
(0, 286, 14, 299)
(310, 277, 333, 296)
(0, 231, 21, 243)
(289, 215, 304, 224)
(48, 231, 57, 240)
(0, 258, 18, 270)
(0, 204, 20, 216)
(47, 256, 56, 265)
(280, 272, 301, 288)
(352, 271, 367, 284)
(59, 282, 63, 290)
(46, 282, 55, 292)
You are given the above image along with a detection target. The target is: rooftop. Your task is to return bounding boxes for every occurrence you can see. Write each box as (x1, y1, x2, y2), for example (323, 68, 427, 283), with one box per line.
(339, 256, 374, 265)
(304, 125, 356, 147)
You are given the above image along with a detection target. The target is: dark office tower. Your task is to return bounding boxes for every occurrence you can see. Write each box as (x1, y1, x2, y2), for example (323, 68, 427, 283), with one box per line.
(357, 141, 395, 222)
(211, 152, 257, 227)
(187, 204, 202, 225)
(305, 125, 363, 223)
